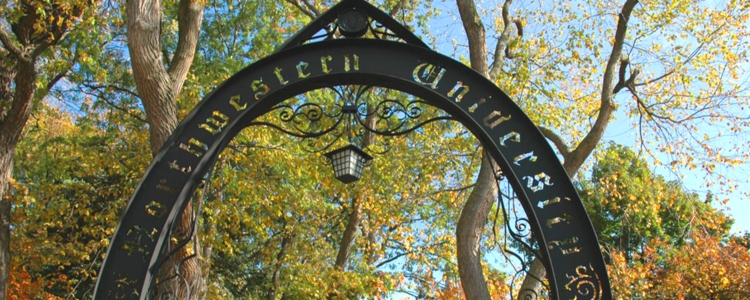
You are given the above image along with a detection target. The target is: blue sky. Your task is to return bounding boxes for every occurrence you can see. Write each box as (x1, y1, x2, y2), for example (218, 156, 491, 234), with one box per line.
(422, 0, 750, 234)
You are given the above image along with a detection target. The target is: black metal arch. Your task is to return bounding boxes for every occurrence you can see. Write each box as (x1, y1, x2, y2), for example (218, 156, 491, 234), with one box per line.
(94, 2, 611, 299)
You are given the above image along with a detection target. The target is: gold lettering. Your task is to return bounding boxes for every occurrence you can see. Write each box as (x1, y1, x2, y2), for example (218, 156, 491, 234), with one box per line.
(546, 215, 570, 228)
(156, 178, 179, 194)
(144, 201, 167, 218)
(499, 131, 520, 147)
(468, 97, 487, 113)
(522, 172, 553, 192)
(447, 81, 470, 102)
(251, 79, 270, 101)
(564, 265, 601, 296)
(321, 55, 333, 73)
(483, 110, 511, 129)
(123, 225, 157, 256)
(297, 61, 311, 78)
(168, 160, 192, 174)
(412, 63, 446, 89)
(537, 196, 571, 209)
(199, 111, 230, 135)
(229, 94, 248, 111)
(274, 67, 288, 85)
(548, 237, 581, 255)
(513, 151, 538, 166)
(179, 138, 208, 157)
(344, 54, 359, 71)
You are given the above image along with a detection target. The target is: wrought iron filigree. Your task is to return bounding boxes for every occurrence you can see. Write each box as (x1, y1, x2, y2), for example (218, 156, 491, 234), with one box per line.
(489, 159, 550, 300)
(249, 85, 456, 153)
(276, 0, 429, 52)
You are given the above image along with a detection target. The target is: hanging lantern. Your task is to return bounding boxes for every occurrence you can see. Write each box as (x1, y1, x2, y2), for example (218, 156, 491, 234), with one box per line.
(324, 144, 373, 183)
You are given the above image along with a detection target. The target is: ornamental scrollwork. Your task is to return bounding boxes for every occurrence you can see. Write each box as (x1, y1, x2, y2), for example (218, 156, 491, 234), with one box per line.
(250, 85, 456, 153)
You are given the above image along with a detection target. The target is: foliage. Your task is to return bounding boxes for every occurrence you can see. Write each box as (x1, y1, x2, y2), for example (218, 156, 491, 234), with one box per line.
(580, 143, 750, 299)
(198, 89, 481, 298)
(608, 230, 750, 299)
(3, 0, 750, 299)
(8, 106, 149, 298)
(579, 143, 732, 261)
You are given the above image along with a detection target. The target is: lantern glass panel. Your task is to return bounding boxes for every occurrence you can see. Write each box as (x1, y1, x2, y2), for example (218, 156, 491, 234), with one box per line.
(325, 145, 372, 183)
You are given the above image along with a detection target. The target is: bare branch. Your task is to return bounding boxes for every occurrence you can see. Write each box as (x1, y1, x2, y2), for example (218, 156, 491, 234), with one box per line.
(636, 24, 724, 87)
(82, 82, 140, 99)
(300, 0, 320, 17)
(389, 0, 408, 17)
(513, 19, 523, 37)
(537, 126, 571, 162)
(284, 0, 316, 19)
(489, 0, 523, 79)
(80, 83, 146, 122)
(40, 60, 76, 100)
(29, 40, 52, 59)
(612, 55, 639, 95)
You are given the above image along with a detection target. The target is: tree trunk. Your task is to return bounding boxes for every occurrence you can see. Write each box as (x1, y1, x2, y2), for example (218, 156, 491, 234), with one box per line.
(453, 0, 497, 298)
(0, 0, 91, 296)
(335, 198, 363, 268)
(0, 57, 36, 300)
(267, 234, 291, 300)
(0, 145, 13, 300)
(127, 0, 204, 297)
(456, 156, 497, 300)
(333, 103, 377, 269)
(516, 257, 545, 299)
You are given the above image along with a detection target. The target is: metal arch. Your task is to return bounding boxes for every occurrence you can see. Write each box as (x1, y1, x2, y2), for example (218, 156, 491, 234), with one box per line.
(93, 38, 611, 300)
(94, 1, 611, 298)
(276, 0, 429, 52)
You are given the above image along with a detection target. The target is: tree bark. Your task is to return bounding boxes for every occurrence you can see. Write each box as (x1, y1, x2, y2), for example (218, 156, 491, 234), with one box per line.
(0, 53, 37, 300)
(127, 0, 204, 298)
(0, 58, 18, 258)
(267, 234, 292, 300)
(561, 0, 638, 176)
(127, 0, 203, 155)
(456, 0, 488, 77)
(454, 0, 497, 298)
(335, 198, 363, 268)
(456, 156, 498, 300)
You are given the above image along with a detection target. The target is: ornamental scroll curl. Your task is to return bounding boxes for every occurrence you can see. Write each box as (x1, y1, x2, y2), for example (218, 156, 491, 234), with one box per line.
(565, 264, 603, 300)
(303, 17, 410, 44)
(489, 163, 549, 300)
(249, 85, 456, 153)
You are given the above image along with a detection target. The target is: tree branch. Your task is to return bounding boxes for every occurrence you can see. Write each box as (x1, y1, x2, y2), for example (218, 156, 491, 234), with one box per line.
(389, 0, 408, 17)
(456, 155, 497, 300)
(456, 0, 488, 76)
(612, 54, 639, 94)
(563, 0, 639, 176)
(537, 126, 571, 162)
(284, 0, 316, 19)
(0, 28, 27, 62)
(489, 0, 523, 79)
(518, 1, 639, 298)
(300, 0, 320, 17)
(29, 40, 52, 59)
(167, 0, 204, 96)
